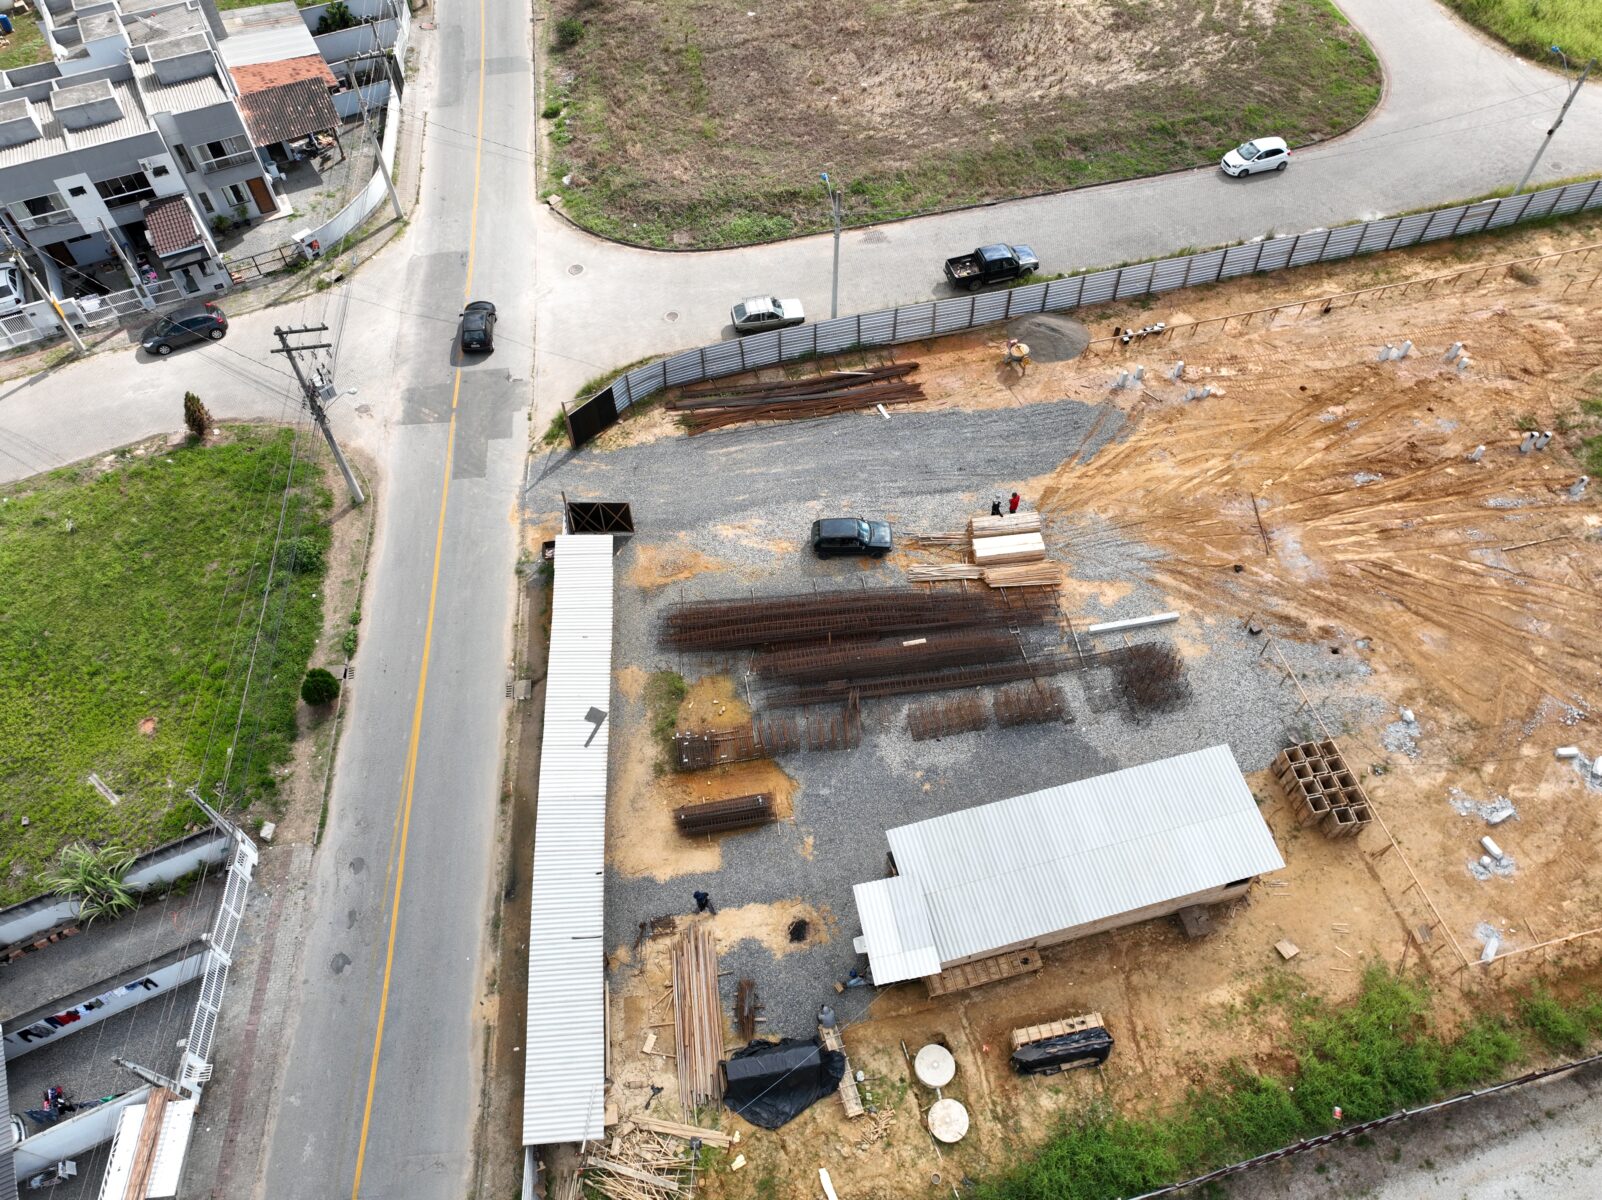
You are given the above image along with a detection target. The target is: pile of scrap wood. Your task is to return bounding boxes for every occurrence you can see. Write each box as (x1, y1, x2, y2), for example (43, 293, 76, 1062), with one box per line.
(673, 924, 726, 1113)
(582, 1125, 703, 1200)
(668, 364, 923, 433)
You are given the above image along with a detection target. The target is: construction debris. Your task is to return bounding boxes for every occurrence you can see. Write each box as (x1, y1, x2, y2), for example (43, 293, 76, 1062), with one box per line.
(671, 720, 799, 770)
(1275, 939, 1300, 960)
(1109, 643, 1190, 715)
(818, 1019, 866, 1118)
(672, 924, 725, 1113)
(735, 978, 761, 1040)
(1273, 739, 1374, 839)
(632, 1116, 736, 1147)
(668, 363, 925, 433)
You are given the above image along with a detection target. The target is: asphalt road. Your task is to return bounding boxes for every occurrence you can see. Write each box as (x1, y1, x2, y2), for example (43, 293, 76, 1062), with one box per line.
(250, 2, 532, 1197)
(530, 0, 1602, 406)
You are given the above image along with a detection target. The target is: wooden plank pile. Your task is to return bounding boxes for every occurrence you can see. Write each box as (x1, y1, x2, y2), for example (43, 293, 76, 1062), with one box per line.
(1011, 1012, 1105, 1050)
(1273, 739, 1374, 838)
(906, 563, 984, 582)
(818, 1021, 866, 1119)
(970, 512, 1043, 538)
(981, 562, 1062, 588)
(668, 364, 924, 434)
(672, 924, 726, 1113)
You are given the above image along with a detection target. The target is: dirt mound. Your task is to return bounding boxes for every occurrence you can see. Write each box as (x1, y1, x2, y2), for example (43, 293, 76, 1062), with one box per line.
(1005, 313, 1090, 362)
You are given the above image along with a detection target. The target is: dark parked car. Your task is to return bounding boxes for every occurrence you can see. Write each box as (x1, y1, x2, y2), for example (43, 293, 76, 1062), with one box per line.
(810, 517, 892, 559)
(140, 302, 227, 355)
(459, 300, 496, 351)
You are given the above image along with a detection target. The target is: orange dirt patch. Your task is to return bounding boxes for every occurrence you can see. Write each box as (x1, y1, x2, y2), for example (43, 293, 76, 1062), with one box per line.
(628, 539, 728, 589)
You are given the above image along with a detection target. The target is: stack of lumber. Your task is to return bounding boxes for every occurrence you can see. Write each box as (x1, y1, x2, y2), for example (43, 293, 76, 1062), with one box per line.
(983, 562, 1063, 588)
(632, 1116, 736, 1146)
(969, 512, 1043, 538)
(672, 924, 726, 1113)
(669, 364, 924, 433)
(971, 532, 1047, 566)
(907, 563, 984, 582)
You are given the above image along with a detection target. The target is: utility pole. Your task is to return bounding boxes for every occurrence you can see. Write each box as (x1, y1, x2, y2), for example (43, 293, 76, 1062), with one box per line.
(271, 324, 365, 504)
(0, 222, 85, 353)
(1515, 56, 1595, 195)
(820, 172, 843, 319)
(349, 49, 403, 221)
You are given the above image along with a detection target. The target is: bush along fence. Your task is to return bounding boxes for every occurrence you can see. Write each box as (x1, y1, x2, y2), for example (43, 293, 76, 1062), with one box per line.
(1129, 1047, 1602, 1199)
(562, 177, 1602, 448)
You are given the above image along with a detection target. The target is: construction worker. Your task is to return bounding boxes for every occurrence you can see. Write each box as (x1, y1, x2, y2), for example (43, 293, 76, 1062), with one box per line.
(1009, 492, 1021, 514)
(693, 890, 715, 914)
(990, 498, 1003, 517)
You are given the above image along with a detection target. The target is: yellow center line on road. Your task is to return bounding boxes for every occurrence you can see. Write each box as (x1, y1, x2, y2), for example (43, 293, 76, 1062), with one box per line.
(350, 0, 490, 1195)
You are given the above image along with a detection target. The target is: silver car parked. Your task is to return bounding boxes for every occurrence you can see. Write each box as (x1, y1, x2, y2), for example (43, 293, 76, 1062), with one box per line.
(731, 295, 805, 335)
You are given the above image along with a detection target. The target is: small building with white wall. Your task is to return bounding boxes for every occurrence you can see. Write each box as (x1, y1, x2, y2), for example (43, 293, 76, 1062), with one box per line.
(852, 744, 1284, 987)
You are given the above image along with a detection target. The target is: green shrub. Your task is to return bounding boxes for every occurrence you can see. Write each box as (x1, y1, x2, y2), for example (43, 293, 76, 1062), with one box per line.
(300, 667, 341, 706)
(644, 671, 687, 750)
(541, 99, 564, 120)
(555, 16, 584, 50)
(316, 2, 358, 36)
(182, 391, 212, 440)
(277, 534, 325, 575)
(42, 843, 138, 926)
(341, 628, 358, 657)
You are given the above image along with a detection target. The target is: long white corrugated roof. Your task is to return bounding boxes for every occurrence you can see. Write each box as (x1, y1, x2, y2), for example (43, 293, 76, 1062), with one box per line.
(857, 745, 1283, 984)
(523, 535, 614, 1146)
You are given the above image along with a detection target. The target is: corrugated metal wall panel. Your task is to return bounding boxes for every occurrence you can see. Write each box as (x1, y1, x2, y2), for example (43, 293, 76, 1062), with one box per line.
(867, 746, 1283, 971)
(523, 536, 615, 1146)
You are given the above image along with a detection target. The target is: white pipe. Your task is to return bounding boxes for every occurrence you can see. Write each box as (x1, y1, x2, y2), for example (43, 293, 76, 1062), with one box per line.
(1481, 835, 1504, 860)
(1084, 612, 1179, 635)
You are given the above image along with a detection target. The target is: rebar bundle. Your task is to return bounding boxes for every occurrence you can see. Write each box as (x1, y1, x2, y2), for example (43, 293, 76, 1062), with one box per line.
(771, 652, 1081, 707)
(670, 364, 925, 433)
(671, 719, 799, 771)
(661, 586, 1050, 651)
(1109, 643, 1190, 714)
(907, 695, 991, 741)
(994, 681, 1070, 727)
(753, 628, 1021, 683)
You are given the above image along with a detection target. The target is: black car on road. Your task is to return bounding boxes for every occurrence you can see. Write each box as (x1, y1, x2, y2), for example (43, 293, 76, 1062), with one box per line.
(459, 300, 496, 352)
(811, 517, 892, 559)
(140, 302, 228, 355)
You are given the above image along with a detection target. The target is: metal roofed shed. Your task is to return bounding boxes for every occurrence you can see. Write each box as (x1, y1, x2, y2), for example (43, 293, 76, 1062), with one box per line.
(852, 745, 1284, 985)
(523, 535, 616, 1147)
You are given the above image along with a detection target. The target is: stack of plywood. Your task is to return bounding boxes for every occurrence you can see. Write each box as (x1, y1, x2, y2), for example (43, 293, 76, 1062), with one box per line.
(971, 532, 1047, 567)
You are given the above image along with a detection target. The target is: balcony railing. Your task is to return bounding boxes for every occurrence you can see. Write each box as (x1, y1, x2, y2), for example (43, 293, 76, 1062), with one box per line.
(14, 209, 76, 230)
(197, 151, 257, 175)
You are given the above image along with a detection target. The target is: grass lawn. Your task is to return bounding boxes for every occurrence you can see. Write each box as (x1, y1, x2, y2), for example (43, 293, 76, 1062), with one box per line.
(0, 427, 331, 905)
(977, 969, 1602, 1200)
(1443, 1, 1602, 63)
(0, 10, 53, 73)
(543, 0, 1380, 249)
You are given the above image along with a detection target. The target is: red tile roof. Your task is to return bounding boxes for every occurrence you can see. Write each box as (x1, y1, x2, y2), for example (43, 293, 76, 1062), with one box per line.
(229, 54, 338, 96)
(143, 195, 202, 257)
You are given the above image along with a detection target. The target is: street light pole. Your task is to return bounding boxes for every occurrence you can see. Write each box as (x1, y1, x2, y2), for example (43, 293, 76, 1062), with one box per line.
(271, 324, 366, 505)
(0, 223, 85, 353)
(1515, 52, 1595, 195)
(820, 172, 842, 319)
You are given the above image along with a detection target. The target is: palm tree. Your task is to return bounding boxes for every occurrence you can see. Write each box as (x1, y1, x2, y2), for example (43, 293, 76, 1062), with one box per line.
(42, 843, 139, 926)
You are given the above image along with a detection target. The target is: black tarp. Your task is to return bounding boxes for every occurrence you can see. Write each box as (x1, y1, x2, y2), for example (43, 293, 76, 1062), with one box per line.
(722, 1037, 846, 1129)
(1010, 1026, 1115, 1075)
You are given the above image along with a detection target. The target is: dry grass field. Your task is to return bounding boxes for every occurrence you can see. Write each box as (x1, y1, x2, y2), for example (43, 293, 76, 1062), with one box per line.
(542, 0, 1380, 247)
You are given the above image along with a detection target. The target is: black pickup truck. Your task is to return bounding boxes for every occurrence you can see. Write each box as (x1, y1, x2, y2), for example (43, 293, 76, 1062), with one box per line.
(943, 243, 1040, 291)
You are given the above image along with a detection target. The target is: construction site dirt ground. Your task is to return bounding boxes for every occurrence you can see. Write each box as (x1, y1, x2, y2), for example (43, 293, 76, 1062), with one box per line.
(525, 216, 1602, 1200)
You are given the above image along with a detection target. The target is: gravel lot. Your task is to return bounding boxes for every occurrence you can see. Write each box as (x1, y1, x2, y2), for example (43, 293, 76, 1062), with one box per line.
(532, 398, 1388, 1044)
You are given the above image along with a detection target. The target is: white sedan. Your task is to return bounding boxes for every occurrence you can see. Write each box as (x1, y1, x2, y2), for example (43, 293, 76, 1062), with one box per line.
(731, 295, 805, 336)
(1221, 136, 1290, 177)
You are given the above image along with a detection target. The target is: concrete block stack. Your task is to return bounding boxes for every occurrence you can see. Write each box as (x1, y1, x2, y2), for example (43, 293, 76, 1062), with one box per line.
(1273, 739, 1373, 839)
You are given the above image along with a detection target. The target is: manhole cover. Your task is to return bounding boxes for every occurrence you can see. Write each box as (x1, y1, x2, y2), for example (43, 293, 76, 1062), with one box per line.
(665, 311, 680, 323)
(568, 264, 584, 276)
